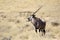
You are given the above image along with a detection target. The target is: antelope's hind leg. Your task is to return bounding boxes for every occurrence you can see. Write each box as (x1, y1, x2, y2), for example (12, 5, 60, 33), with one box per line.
(41, 29, 46, 36)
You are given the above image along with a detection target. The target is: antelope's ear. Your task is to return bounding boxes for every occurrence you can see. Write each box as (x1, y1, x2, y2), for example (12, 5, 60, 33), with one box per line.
(32, 14, 35, 17)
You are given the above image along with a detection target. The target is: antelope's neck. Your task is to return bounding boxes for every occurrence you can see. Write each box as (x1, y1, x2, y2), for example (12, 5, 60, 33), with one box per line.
(31, 18, 36, 24)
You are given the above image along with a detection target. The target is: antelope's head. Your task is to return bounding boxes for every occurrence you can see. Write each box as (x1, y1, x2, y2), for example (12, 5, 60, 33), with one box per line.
(27, 14, 35, 21)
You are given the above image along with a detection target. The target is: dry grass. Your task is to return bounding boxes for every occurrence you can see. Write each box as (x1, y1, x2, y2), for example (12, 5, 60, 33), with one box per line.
(0, 0, 60, 40)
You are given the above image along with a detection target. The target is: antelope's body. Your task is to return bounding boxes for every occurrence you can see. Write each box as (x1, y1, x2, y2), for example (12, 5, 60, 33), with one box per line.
(28, 15, 46, 35)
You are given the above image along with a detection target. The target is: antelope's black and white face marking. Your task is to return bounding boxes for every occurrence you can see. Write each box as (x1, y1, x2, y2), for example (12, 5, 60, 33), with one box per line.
(27, 15, 33, 21)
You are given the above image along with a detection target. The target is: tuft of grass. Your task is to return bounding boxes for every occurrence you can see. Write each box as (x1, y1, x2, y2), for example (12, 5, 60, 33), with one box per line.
(51, 22, 60, 26)
(16, 20, 20, 23)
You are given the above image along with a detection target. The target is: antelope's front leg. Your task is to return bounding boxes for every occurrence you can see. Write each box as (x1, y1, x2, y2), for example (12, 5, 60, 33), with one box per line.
(39, 29, 41, 32)
(35, 28, 37, 33)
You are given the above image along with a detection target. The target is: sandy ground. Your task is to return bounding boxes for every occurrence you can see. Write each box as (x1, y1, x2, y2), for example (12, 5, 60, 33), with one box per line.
(0, 0, 60, 40)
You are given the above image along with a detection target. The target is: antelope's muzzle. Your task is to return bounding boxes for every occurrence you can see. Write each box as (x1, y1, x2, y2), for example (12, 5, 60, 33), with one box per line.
(27, 18, 30, 21)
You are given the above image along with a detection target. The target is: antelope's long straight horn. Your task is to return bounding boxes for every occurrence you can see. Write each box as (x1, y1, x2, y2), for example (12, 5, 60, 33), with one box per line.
(33, 6, 43, 15)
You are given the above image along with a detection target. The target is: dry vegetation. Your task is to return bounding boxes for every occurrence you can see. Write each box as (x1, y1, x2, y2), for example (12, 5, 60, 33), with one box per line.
(0, 0, 60, 40)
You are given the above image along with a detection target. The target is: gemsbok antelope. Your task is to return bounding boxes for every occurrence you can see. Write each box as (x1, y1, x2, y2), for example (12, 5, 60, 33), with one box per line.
(27, 6, 46, 35)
